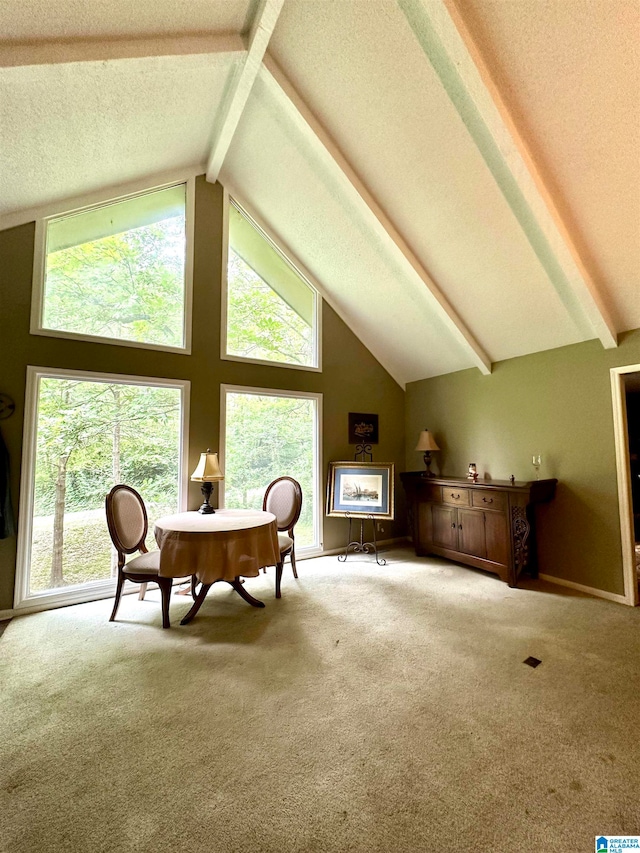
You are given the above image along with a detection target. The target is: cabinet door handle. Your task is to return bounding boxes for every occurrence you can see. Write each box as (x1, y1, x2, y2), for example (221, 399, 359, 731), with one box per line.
(451, 522, 456, 528)
(482, 497, 493, 504)
(450, 493, 460, 499)
(458, 524, 463, 529)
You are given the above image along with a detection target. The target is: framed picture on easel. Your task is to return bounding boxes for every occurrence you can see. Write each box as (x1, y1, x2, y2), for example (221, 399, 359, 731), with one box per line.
(326, 461, 394, 520)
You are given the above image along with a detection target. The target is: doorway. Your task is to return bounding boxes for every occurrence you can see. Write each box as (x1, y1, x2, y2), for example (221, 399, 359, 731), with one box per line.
(625, 379, 640, 593)
(610, 364, 640, 606)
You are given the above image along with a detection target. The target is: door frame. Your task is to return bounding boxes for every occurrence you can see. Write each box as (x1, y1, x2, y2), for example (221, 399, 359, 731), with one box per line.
(610, 363, 639, 606)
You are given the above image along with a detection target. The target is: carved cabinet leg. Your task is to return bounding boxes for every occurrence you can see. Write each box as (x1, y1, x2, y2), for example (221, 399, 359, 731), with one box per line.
(510, 505, 531, 586)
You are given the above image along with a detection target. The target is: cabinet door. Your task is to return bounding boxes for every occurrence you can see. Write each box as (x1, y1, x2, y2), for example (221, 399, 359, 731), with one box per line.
(485, 511, 509, 565)
(432, 504, 458, 549)
(457, 508, 486, 557)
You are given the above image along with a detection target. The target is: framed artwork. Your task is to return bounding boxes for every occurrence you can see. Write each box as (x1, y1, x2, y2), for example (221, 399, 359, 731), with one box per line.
(348, 412, 378, 444)
(326, 461, 394, 520)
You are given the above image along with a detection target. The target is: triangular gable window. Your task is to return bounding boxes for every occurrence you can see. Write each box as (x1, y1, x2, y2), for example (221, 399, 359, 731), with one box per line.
(224, 198, 319, 370)
(34, 183, 190, 352)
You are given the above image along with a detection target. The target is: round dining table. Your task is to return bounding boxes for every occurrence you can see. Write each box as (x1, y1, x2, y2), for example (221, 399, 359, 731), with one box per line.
(154, 508, 280, 624)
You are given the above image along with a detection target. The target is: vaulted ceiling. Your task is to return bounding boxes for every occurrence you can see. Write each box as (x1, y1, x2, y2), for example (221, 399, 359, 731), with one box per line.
(1, 0, 638, 387)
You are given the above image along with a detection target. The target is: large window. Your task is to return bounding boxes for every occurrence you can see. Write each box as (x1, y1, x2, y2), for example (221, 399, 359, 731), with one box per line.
(32, 182, 192, 352)
(15, 368, 189, 610)
(224, 197, 320, 370)
(222, 386, 322, 552)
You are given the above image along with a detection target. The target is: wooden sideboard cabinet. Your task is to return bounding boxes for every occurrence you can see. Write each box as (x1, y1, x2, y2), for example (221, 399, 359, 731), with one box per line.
(400, 473, 557, 587)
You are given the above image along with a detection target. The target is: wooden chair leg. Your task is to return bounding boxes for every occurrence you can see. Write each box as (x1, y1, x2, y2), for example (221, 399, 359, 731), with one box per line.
(158, 578, 173, 629)
(190, 575, 198, 601)
(110, 572, 125, 622)
(138, 582, 148, 601)
(275, 561, 284, 599)
(290, 549, 298, 579)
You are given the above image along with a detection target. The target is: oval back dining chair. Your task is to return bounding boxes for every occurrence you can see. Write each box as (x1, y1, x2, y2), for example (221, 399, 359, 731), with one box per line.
(262, 476, 303, 598)
(106, 484, 174, 628)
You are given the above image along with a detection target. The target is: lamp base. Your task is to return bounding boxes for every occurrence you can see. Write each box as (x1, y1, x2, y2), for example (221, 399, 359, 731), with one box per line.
(197, 481, 216, 514)
(422, 451, 435, 477)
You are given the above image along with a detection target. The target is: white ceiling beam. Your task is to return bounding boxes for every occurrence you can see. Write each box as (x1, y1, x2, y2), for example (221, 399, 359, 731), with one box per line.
(0, 33, 245, 68)
(399, 0, 618, 349)
(262, 53, 493, 376)
(205, 0, 284, 184)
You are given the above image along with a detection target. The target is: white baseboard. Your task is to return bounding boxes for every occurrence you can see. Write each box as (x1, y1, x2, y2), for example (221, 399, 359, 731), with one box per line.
(538, 573, 631, 606)
(4, 580, 180, 620)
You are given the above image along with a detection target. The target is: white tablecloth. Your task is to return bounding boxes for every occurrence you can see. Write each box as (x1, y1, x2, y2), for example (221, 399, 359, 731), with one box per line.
(154, 509, 280, 584)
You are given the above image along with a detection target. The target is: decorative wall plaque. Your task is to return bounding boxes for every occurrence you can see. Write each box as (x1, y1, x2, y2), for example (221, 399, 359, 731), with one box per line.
(348, 412, 378, 445)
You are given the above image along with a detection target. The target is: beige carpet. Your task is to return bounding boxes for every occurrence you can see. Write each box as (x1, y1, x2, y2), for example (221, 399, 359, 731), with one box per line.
(1, 547, 639, 853)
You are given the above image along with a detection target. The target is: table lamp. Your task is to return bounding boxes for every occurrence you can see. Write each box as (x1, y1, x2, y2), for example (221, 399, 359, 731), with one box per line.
(415, 429, 440, 477)
(191, 449, 224, 514)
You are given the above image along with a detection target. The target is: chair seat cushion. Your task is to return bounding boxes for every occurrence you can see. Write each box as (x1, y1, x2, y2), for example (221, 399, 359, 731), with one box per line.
(124, 551, 161, 574)
(278, 533, 294, 555)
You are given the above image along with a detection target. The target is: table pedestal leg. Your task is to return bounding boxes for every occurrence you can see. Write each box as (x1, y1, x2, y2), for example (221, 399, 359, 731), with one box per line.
(230, 578, 265, 608)
(180, 583, 212, 625)
(180, 578, 265, 624)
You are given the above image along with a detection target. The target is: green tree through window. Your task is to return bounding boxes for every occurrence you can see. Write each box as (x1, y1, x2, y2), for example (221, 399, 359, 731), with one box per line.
(225, 199, 318, 368)
(227, 249, 313, 365)
(30, 377, 182, 593)
(224, 391, 316, 548)
(44, 220, 185, 347)
(40, 183, 187, 349)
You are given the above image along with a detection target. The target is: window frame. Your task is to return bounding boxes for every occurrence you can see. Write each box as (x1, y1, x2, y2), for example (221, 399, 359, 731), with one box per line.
(221, 189, 323, 373)
(220, 383, 324, 557)
(14, 365, 191, 613)
(31, 178, 195, 355)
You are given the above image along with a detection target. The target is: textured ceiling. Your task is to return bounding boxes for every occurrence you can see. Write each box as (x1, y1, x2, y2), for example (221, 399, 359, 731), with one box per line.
(0, 0, 638, 385)
(221, 70, 472, 386)
(0, 54, 238, 215)
(1, 0, 251, 40)
(457, 0, 640, 334)
(269, 0, 585, 364)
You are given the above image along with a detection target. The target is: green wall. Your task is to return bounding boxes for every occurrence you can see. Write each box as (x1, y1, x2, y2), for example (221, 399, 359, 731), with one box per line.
(405, 330, 640, 595)
(0, 177, 406, 612)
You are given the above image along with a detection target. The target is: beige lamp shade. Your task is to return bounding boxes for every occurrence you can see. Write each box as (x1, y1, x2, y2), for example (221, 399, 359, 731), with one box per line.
(191, 450, 224, 482)
(415, 430, 440, 452)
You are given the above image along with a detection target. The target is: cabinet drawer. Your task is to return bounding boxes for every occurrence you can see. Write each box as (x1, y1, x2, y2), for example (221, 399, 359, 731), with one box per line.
(471, 490, 507, 512)
(442, 488, 471, 506)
